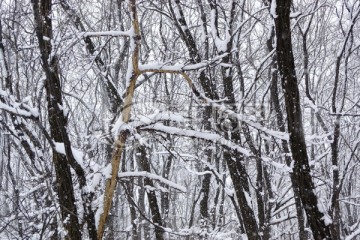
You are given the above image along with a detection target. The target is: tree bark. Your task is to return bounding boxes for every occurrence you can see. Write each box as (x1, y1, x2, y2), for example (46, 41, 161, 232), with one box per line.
(218, 1, 261, 235)
(266, 22, 307, 239)
(138, 146, 164, 240)
(31, 1, 84, 239)
(97, 0, 141, 238)
(274, 1, 332, 239)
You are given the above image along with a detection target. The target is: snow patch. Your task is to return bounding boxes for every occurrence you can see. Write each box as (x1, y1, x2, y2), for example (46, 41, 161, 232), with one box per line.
(54, 142, 85, 168)
(102, 163, 112, 179)
(304, 97, 318, 113)
(317, 199, 333, 226)
(270, 0, 278, 18)
(95, 197, 104, 229)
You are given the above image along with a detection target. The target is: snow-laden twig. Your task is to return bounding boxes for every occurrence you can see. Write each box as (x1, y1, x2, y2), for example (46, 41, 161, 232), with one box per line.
(345, 227, 360, 240)
(80, 30, 132, 37)
(54, 142, 85, 169)
(142, 123, 250, 156)
(138, 52, 228, 73)
(118, 171, 186, 192)
(113, 111, 185, 136)
(0, 90, 39, 118)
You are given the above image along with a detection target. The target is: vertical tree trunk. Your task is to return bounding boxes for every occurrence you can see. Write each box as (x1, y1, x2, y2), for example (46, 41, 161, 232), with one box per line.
(161, 151, 172, 227)
(224, 150, 261, 240)
(121, 150, 139, 240)
(161, 80, 175, 228)
(30, 1, 83, 239)
(219, 7, 261, 236)
(199, 106, 213, 233)
(138, 146, 164, 240)
(266, 24, 307, 239)
(138, 174, 151, 240)
(274, 1, 332, 239)
(168, 1, 218, 232)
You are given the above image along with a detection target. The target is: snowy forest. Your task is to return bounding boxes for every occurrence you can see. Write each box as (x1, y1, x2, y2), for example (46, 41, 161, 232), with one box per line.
(1, 0, 360, 239)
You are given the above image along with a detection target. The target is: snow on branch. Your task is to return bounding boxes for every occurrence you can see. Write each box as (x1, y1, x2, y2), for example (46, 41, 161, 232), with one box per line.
(54, 142, 85, 169)
(132, 111, 185, 126)
(141, 123, 251, 156)
(118, 171, 187, 192)
(270, 0, 278, 18)
(345, 227, 360, 240)
(0, 90, 39, 118)
(80, 30, 133, 37)
(138, 52, 228, 73)
(113, 111, 185, 137)
(179, 73, 290, 141)
(209, 101, 289, 141)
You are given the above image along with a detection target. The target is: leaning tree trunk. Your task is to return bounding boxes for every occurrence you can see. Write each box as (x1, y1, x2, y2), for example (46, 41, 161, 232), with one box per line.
(273, 1, 332, 239)
(31, 1, 83, 239)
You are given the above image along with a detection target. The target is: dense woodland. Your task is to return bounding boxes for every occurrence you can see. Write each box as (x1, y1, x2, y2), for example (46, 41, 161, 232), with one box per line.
(1, 0, 360, 239)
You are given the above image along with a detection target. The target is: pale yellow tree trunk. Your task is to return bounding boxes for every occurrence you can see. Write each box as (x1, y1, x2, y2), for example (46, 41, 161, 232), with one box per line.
(96, 0, 140, 239)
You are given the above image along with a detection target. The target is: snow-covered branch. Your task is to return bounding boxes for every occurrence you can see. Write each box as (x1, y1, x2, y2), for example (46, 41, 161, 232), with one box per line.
(118, 171, 186, 192)
(0, 90, 39, 118)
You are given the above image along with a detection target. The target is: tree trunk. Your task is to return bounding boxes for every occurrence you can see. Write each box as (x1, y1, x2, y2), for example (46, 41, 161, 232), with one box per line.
(121, 153, 139, 240)
(138, 146, 164, 240)
(266, 24, 307, 239)
(218, 6, 261, 235)
(274, 1, 332, 239)
(31, 1, 84, 239)
(199, 106, 213, 234)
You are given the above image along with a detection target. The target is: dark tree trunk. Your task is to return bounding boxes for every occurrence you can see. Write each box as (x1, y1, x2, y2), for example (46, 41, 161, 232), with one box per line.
(266, 23, 307, 239)
(31, 0, 97, 239)
(219, 8, 261, 236)
(274, 1, 332, 239)
(168, 2, 217, 232)
(138, 172, 151, 240)
(224, 149, 261, 240)
(138, 146, 164, 240)
(121, 151, 139, 240)
(199, 106, 213, 231)
(161, 150, 172, 227)
(30, 1, 82, 239)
